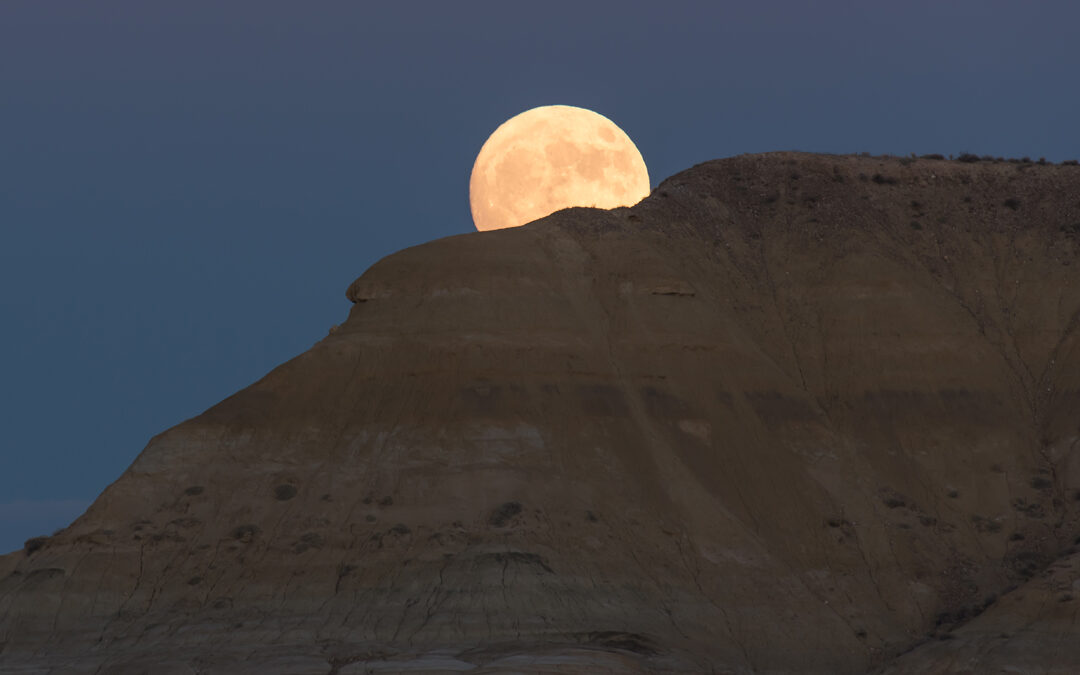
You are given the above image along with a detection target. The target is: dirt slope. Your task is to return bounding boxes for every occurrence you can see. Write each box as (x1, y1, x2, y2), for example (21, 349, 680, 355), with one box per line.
(1, 153, 1079, 673)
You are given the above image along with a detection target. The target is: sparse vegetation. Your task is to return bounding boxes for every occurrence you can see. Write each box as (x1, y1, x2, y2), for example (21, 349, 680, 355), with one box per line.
(1003, 198, 1022, 211)
(872, 173, 897, 185)
(1011, 498, 1046, 518)
(231, 524, 259, 542)
(389, 524, 411, 536)
(184, 485, 204, 496)
(882, 495, 907, 509)
(24, 537, 48, 555)
(1029, 476, 1051, 489)
(274, 484, 297, 501)
(490, 501, 523, 527)
(957, 153, 980, 163)
(921, 153, 946, 160)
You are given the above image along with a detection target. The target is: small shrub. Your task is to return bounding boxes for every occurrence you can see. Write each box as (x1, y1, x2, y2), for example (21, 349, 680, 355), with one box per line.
(187, 576, 203, 585)
(490, 501, 523, 527)
(872, 173, 897, 185)
(921, 153, 946, 160)
(883, 495, 906, 509)
(184, 486, 204, 496)
(910, 220, 923, 230)
(1003, 198, 1022, 211)
(1030, 476, 1051, 489)
(378, 496, 393, 506)
(24, 537, 48, 555)
(274, 484, 297, 501)
(1063, 159, 1079, 166)
(947, 489, 960, 498)
(389, 524, 411, 536)
(957, 153, 980, 163)
(231, 524, 259, 542)
(1009, 532, 1025, 541)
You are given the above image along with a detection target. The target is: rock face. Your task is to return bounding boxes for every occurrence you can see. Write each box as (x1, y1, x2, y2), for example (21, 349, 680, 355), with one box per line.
(2, 153, 1080, 674)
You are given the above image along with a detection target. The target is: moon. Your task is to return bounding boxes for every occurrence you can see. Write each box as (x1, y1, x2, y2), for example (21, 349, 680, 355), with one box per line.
(469, 105, 650, 232)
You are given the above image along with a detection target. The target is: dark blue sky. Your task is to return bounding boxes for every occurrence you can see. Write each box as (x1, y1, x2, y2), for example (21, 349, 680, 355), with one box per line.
(2, 1, 1078, 553)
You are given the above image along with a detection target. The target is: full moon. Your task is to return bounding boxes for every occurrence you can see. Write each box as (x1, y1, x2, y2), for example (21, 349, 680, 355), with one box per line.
(469, 105, 650, 232)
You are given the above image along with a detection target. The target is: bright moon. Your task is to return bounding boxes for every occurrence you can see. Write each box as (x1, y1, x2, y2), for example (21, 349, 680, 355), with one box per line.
(469, 105, 650, 232)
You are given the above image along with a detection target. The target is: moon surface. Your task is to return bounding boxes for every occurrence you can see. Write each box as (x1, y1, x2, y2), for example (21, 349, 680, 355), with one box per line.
(469, 105, 650, 232)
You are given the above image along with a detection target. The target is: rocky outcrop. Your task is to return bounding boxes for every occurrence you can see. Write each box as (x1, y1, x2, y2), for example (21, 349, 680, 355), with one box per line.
(2, 153, 1079, 673)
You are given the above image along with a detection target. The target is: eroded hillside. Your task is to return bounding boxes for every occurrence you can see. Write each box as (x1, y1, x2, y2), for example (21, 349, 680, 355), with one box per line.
(2, 153, 1079, 674)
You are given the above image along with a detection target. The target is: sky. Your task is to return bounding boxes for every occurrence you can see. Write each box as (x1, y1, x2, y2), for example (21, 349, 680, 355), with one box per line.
(2, 1, 1079, 554)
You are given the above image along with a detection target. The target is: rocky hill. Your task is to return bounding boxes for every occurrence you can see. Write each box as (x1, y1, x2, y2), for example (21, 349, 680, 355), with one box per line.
(2, 153, 1079, 674)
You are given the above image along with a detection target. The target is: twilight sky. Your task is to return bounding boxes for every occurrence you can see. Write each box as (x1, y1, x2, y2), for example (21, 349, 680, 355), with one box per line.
(2, 1, 1078, 553)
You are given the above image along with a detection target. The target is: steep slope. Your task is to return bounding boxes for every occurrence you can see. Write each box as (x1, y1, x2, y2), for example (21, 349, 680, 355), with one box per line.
(1, 153, 1079, 674)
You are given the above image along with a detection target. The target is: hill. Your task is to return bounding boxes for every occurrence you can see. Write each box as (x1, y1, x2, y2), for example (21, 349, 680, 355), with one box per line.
(2, 152, 1079, 673)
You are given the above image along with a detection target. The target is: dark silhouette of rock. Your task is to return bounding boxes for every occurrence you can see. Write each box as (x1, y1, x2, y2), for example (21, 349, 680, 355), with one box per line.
(2, 152, 1079, 673)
